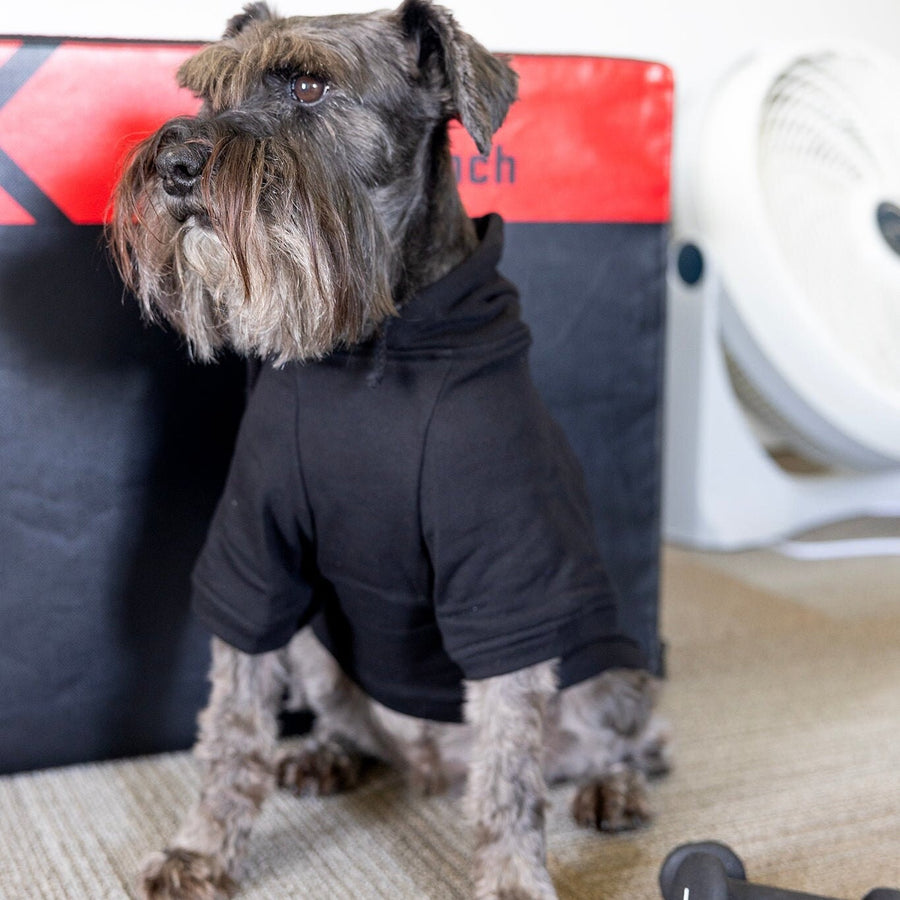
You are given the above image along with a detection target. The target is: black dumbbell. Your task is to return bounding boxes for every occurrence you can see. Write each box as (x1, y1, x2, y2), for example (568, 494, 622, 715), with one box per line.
(659, 842, 900, 900)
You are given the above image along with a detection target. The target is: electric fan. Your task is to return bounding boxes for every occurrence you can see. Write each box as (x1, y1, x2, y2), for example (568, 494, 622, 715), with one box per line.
(664, 43, 900, 550)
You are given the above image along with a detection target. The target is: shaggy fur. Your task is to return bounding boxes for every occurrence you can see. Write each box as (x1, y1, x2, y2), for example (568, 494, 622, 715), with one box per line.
(110, 3, 670, 898)
(141, 634, 667, 900)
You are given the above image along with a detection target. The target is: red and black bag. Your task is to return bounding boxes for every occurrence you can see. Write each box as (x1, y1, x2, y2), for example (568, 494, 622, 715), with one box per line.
(0, 39, 672, 772)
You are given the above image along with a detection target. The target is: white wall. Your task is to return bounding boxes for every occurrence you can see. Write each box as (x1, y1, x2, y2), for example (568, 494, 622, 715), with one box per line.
(5, 0, 900, 102)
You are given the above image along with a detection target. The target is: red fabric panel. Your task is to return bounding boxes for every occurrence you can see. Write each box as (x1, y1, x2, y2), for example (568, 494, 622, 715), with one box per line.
(0, 41, 672, 225)
(455, 56, 673, 223)
(0, 41, 201, 225)
(0, 184, 33, 224)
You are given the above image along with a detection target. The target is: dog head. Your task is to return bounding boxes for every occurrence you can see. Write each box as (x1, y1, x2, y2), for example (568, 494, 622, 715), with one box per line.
(109, 0, 517, 363)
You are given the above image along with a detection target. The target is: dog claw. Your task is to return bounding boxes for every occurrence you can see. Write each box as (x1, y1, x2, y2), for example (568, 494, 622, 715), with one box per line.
(571, 766, 652, 832)
(276, 737, 363, 796)
(140, 849, 235, 900)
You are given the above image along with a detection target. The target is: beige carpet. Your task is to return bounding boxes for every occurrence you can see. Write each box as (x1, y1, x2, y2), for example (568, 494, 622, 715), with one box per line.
(2, 526, 899, 899)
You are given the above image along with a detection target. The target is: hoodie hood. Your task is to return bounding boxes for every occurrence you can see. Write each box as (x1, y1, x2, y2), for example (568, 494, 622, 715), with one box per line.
(373, 214, 530, 357)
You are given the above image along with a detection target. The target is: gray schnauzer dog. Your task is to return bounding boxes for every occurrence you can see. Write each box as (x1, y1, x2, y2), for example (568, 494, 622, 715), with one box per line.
(110, 2, 670, 898)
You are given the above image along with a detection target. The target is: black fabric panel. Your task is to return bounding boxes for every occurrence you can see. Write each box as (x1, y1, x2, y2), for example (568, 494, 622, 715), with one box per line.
(0, 224, 244, 773)
(0, 219, 665, 773)
(503, 222, 667, 674)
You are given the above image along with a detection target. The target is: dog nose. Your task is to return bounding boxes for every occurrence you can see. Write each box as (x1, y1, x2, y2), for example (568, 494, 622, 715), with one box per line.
(157, 143, 209, 197)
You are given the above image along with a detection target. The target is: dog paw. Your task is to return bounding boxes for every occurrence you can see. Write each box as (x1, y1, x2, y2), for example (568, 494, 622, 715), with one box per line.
(571, 764, 652, 832)
(140, 849, 235, 900)
(633, 715, 673, 778)
(636, 733, 672, 778)
(407, 764, 449, 797)
(474, 874, 559, 900)
(276, 736, 363, 796)
(482, 889, 558, 900)
(474, 848, 559, 900)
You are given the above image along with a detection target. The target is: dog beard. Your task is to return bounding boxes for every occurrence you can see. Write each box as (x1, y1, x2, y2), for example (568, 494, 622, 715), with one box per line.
(110, 117, 397, 364)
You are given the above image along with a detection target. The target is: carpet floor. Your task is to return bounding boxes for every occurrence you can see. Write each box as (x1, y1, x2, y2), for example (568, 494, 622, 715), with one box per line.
(2, 525, 898, 899)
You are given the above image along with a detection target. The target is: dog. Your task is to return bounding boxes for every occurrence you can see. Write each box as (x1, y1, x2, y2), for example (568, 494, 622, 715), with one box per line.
(109, 2, 670, 898)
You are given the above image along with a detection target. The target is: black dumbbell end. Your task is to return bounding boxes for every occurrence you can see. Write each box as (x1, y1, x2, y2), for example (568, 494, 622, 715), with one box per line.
(660, 842, 747, 899)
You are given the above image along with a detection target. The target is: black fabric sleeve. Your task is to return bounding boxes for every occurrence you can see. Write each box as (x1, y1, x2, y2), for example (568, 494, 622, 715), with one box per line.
(191, 367, 317, 653)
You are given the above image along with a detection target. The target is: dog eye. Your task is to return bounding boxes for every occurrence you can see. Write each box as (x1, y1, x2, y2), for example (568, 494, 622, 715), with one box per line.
(290, 75, 328, 105)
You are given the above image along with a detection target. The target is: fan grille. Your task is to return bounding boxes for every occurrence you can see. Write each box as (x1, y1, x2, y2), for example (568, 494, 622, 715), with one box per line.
(757, 50, 900, 402)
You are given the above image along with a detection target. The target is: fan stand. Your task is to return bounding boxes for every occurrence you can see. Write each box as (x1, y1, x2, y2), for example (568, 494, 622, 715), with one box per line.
(662, 250, 900, 551)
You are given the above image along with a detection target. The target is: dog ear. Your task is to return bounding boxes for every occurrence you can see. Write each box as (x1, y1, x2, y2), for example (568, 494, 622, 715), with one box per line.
(224, 2, 275, 38)
(398, 0, 518, 156)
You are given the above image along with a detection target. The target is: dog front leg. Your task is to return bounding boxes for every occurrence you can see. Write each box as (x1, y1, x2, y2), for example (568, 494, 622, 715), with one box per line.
(140, 638, 286, 900)
(464, 661, 559, 900)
